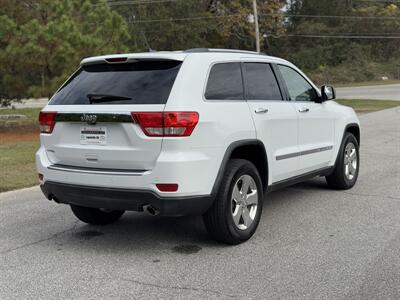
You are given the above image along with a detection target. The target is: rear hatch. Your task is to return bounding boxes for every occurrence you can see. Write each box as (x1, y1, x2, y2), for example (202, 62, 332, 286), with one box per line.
(40, 59, 183, 171)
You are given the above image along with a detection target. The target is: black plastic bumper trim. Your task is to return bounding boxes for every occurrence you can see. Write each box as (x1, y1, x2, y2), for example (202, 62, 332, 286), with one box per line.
(267, 166, 334, 192)
(40, 181, 214, 216)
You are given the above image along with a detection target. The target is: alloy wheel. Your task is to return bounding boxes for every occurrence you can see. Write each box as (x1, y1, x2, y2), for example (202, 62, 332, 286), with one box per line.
(231, 175, 258, 230)
(344, 142, 358, 180)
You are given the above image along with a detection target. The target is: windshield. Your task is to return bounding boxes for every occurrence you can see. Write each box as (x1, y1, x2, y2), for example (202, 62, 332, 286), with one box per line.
(49, 60, 182, 105)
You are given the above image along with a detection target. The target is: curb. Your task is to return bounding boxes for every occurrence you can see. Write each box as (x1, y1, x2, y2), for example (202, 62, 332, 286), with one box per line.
(0, 185, 40, 199)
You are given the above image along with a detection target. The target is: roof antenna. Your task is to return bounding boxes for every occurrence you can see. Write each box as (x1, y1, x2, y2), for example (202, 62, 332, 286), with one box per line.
(141, 31, 156, 52)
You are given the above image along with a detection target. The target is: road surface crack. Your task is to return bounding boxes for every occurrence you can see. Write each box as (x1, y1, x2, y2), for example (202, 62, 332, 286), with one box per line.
(94, 276, 240, 298)
(343, 191, 400, 200)
(0, 220, 79, 255)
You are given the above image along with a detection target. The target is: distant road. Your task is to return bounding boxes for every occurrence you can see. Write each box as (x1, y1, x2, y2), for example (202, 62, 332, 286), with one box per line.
(336, 84, 400, 101)
(2, 84, 399, 110)
(0, 98, 48, 109)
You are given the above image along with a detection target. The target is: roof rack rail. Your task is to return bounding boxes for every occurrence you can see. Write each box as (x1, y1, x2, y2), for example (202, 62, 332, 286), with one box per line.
(184, 48, 265, 55)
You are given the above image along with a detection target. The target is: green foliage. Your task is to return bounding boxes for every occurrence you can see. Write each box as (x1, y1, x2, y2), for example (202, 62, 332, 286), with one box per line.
(0, 0, 131, 106)
(114, 1, 215, 51)
(271, 0, 400, 83)
(113, 0, 285, 52)
(208, 0, 285, 50)
(1, 0, 399, 105)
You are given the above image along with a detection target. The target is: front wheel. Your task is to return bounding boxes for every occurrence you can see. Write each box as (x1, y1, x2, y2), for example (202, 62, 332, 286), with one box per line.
(203, 159, 264, 244)
(70, 205, 125, 225)
(326, 132, 360, 190)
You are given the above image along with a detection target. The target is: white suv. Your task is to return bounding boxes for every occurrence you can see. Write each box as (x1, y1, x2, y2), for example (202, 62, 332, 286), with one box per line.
(36, 48, 360, 244)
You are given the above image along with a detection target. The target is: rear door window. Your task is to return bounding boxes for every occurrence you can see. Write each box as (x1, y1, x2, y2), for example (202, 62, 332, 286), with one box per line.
(205, 63, 244, 100)
(243, 63, 283, 100)
(49, 60, 182, 105)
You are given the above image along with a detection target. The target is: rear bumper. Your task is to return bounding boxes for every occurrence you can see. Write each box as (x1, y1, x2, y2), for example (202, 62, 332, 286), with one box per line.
(36, 145, 223, 197)
(40, 181, 214, 216)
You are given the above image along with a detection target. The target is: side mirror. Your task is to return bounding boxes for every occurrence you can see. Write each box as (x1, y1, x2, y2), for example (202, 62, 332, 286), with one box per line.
(321, 85, 336, 101)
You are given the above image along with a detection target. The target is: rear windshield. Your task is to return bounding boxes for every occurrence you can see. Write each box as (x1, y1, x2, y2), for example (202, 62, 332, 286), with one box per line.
(49, 60, 182, 105)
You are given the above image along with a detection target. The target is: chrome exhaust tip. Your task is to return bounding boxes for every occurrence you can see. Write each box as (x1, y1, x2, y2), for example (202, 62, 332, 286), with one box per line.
(143, 204, 159, 216)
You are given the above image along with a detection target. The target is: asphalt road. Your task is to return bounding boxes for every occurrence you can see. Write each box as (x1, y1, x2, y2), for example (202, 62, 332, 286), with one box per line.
(1, 108, 400, 299)
(336, 84, 400, 101)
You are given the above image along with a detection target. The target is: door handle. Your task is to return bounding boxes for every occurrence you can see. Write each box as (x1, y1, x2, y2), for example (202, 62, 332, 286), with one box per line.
(298, 107, 310, 113)
(255, 108, 269, 114)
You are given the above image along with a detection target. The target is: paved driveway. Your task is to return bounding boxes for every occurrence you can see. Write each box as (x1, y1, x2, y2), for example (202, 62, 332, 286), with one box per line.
(0, 108, 399, 299)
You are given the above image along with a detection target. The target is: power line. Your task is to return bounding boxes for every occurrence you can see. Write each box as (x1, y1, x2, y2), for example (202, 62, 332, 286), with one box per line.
(121, 13, 400, 24)
(103, 0, 400, 7)
(124, 24, 400, 38)
(273, 34, 400, 39)
(97, 0, 179, 6)
(101, 0, 400, 10)
(280, 13, 400, 20)
(100, 1, 400, 21)
(130, 24, 400, 38)
(124, 14, 241, 24)
(356, 0, 400, 2)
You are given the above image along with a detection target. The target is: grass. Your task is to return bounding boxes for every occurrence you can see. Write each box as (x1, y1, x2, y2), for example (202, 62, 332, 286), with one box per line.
(0, 108, 41, 192)
(0, 139, 39, 193)
(0, 101, 398, 193)
(336, 99, 400, 113)
(335, 80, 400, 88)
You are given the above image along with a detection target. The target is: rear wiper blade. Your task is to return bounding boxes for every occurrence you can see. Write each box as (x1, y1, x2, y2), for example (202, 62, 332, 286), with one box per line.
(87, 93, 132, 104)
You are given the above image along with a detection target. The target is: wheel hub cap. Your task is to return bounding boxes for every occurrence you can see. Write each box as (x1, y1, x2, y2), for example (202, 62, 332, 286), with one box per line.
(231, 175, 258, 230)
(344, 142, 357, 180)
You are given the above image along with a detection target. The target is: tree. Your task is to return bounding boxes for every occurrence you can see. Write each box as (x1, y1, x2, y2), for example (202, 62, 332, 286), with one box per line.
(209, 0, 286, 51)
(0, 0, 131, 106)
(113, 1, 216, 51)
(272, 0, 400, 83)
(111, 0, 286, 52)
(0, 15, 18, 107)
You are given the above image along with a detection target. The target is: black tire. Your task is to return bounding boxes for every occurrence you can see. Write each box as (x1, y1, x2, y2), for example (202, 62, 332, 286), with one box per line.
(70, 205, 125, 225)
(203, 159, 264, 245)
(326, 132, 360, 190)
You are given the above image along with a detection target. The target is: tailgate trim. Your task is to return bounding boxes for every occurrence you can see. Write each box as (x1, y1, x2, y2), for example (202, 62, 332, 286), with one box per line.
(55, 113, 133, 123)
(48, 164, 148, 176)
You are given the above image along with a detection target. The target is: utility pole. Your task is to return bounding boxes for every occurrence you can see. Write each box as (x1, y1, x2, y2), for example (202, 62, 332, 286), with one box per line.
(252, 0, 260, 52)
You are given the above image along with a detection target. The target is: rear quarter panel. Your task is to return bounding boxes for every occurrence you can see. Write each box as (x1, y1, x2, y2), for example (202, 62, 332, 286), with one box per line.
(162, 54, 257, 195)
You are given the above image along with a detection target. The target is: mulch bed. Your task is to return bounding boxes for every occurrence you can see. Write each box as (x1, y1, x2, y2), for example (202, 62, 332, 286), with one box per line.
(0, 125, 39, 143)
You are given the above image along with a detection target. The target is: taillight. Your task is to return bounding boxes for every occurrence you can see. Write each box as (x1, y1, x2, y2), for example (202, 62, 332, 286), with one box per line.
(163, 112, 199, 136)
(132, 112, 199, 137)
(39, 111, 57, 134)
(132, 112, 163, 136)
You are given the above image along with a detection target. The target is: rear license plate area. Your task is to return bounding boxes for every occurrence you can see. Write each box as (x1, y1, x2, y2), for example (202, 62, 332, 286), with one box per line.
(80, 126, 107, 145)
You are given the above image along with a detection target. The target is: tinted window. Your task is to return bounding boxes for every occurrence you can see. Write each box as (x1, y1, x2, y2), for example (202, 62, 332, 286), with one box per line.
(49, 60, 182, 105)
(278, 65, 318, 102)
(244, 63, 282, 100)
(205, 63, 244, 100)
